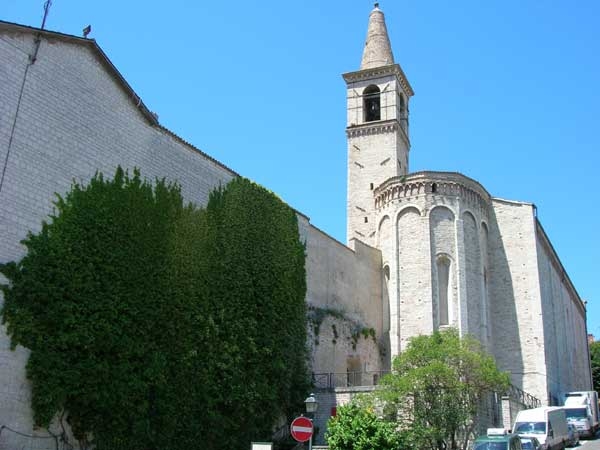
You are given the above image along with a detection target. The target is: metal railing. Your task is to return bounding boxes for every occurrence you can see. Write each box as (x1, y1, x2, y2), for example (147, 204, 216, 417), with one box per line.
(312, 371, 390, 390)
(507, 384, 541, 409)
(312, 372, 541, 411)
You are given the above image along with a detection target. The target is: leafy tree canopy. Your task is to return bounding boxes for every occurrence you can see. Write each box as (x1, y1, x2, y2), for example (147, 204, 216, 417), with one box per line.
(589, 341, 600, 393)
(0, 168, 309, 450)
(377, 329, 510, 450)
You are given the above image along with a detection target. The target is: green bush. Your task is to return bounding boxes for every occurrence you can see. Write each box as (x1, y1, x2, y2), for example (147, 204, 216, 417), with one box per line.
(326, 401, 407, 450)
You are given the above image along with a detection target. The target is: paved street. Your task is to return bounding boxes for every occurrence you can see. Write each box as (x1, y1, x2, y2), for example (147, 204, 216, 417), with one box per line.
(578, 434, 600, 450)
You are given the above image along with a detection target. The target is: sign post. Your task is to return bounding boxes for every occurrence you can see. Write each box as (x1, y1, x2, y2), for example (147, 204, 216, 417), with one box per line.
(290, 416, 314, 450)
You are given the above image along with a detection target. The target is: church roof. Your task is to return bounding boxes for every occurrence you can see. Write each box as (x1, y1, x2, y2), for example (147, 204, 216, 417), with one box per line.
(360, 3, 395, 70)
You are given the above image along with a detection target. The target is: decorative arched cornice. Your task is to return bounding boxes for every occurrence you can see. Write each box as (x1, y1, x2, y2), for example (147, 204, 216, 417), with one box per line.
(374, 171, 491, 218)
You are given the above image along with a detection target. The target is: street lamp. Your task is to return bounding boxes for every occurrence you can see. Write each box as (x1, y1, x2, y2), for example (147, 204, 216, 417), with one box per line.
(304, 393, 318, 450)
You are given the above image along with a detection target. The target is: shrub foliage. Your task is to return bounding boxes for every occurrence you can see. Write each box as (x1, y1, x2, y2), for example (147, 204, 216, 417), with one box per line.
(326, 401, 406, 450)
(377, 329, 510, 450)
(590, 341, 600, 394)
(0, 168, 309, 450)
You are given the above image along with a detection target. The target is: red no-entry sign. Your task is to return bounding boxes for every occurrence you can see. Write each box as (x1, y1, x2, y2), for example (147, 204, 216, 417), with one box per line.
(290, 416, 313, 442)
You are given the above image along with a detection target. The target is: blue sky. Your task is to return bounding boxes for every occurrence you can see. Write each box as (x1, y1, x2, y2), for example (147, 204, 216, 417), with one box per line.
(4, 1, 600, 337)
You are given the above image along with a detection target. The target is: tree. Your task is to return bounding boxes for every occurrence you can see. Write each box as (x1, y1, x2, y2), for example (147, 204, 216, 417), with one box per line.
(377, 329, 510, 450)
(589, 341, 600, 393)
(326, 400, 407, 450)
(1, 168, 309, 450)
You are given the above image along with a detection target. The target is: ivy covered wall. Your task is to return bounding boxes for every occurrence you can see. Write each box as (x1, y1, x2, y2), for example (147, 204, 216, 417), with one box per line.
(0, 168, 309, 450)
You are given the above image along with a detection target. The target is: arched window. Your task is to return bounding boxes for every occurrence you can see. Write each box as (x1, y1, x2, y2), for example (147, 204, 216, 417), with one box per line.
(364, 85, 381, 122)
(436, 256, 451, 326)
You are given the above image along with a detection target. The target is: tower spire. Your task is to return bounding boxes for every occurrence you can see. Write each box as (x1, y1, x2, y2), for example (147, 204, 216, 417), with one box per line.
(360, 3, 394, 69)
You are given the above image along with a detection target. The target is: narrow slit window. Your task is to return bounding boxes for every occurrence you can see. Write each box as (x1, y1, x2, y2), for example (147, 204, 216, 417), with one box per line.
(437, 256, 450, 326)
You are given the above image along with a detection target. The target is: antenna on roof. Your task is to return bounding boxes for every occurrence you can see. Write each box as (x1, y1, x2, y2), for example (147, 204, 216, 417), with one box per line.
(40, 0, 52, 30)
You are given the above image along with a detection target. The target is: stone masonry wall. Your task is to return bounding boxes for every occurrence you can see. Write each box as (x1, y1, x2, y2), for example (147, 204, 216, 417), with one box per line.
(345, 73, 409, 246)
(305, 226, 386, 374)
(430, 206, 457, 329)
(0, 29, 239, 450)
(463, 211, 484, 342)
(488, 199, 548, 402)
(536, 225, 591, 400)
(0, 27, 385, 449)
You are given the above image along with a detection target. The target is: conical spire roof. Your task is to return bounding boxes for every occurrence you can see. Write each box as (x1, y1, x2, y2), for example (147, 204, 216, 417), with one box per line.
(360, 3, 395, 69)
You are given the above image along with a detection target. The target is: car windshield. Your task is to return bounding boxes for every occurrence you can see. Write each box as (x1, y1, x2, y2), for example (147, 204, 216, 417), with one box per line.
(514, 422, 546, 434)
(520, 439, 536, 450)
(564, 408, 587, 419)
(474, 442, 508, 450)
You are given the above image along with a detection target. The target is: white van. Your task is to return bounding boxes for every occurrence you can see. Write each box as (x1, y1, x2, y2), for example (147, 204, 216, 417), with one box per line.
(513, 407, 568, 450)
(562, 391, 600, 437)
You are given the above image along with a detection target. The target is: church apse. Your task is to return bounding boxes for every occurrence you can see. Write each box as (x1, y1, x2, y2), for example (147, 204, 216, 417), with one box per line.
(373, 171, 495, 356)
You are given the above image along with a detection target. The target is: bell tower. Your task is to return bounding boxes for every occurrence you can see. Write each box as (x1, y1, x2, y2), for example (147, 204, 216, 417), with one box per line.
(343, 3, 413, 245)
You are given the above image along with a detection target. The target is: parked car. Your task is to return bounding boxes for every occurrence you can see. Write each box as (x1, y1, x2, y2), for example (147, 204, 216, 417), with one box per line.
(473, 428, 524, 450)
(520, 437, 541, 450)
(566, 424, 580, 447)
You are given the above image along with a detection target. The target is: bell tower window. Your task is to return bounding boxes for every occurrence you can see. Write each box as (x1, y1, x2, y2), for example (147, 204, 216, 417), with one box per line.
(363, 85, 381, 122)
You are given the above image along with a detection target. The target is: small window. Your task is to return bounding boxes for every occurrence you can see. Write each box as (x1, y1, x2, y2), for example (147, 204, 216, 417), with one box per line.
(437, 256, 450, 326)
(364, 85, 381, 122)
(432, 183, 437, 193)
(364, 217, 368, 223)
(370, 182, 374, 190)
(398, 93, 406, 115)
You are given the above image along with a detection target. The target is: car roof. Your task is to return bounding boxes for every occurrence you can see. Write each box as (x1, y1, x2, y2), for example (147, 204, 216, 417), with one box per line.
(475, 434, 519, 442)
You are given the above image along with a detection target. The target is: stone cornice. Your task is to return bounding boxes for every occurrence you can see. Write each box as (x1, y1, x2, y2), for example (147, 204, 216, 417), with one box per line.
(373, 171, 492, 212)
(346, 119, 410, 147)
(343, 63, 414, 97)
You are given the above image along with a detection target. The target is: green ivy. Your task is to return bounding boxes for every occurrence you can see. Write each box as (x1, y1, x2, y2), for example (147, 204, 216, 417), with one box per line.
(0, 168, 309, 450)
